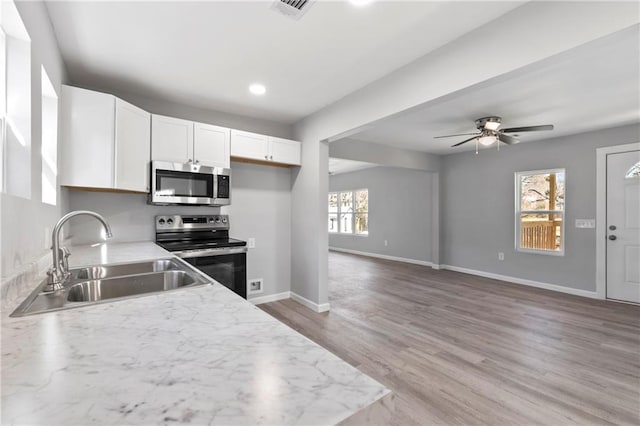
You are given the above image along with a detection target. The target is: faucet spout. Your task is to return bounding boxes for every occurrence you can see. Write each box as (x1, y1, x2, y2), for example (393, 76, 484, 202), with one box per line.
(46, 210, 113, 291)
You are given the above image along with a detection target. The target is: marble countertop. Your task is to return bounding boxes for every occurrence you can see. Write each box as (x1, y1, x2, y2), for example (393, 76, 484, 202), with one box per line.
(1, 242, 390, 425)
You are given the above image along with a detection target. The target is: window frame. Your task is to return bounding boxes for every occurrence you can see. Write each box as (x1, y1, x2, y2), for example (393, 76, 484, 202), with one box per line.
(328, 188, 368, 236)
(515, 168, 566, 256)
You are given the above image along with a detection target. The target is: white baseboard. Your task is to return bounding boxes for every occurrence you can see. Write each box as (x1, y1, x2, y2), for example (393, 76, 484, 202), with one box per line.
(249, 291, 291, 305)
(329, 247, 436, 268)
(290, 292, 331, 313)
(441, 264, 600, 299)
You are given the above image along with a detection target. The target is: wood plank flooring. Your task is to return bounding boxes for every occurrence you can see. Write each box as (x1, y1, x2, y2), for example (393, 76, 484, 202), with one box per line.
(259, 251, 640, 425)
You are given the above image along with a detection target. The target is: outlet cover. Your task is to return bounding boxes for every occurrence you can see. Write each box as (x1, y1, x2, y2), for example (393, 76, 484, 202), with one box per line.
(575, 219, 595, 229)
(498, 252, 505, 261)
(248, 238, 256, 249)
(248, 278, 263, 295)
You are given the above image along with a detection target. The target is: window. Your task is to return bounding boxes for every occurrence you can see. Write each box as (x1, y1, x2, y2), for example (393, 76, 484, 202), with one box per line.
(41, 66, 57, 205)
(516, 169, 565, 255)
(1, 0, 31, 198)
(625, 161, 640, 179)
(328, 189, 368, 235)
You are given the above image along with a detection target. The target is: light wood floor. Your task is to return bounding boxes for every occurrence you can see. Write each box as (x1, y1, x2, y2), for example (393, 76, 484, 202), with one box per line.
(260, 251, 640, 425)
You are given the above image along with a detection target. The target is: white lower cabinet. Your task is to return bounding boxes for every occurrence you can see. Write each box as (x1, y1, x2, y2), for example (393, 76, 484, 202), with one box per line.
(231, 130, 301, 166)
(60, 85, 151, 192)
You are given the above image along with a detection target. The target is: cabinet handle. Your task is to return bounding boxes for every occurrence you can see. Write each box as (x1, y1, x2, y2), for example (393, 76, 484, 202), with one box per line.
(265, 155, 268, 160)
(270, 155, 273, 160)
(187, 159, 193, 163)
(195, 160, 200, 164)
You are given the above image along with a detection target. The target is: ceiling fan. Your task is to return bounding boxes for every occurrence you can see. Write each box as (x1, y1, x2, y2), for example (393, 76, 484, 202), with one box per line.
(435, 116, 554, 148)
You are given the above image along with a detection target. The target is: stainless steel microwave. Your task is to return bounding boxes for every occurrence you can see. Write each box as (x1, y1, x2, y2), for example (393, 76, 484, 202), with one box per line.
(150, 161, 231, 206)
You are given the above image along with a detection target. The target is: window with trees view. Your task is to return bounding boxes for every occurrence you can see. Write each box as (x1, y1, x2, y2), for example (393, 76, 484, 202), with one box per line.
(516, 169, 565, 255)
(328, 189, 368, 235)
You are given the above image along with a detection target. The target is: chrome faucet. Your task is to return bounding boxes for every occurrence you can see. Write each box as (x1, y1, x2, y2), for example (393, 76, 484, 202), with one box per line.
(45, 210, 113, 292)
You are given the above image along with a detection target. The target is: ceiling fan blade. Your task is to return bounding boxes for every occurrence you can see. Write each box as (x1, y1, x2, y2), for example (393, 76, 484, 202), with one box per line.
(434, 132, 480, 139)
(451, 135, 479, 147)
(502, 124, 554, 133)
(498, 132, 519, 145)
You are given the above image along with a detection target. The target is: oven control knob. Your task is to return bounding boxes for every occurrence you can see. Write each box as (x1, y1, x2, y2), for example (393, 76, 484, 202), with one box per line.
(222, 217, 227, 223)
(159, 218, 165, 225)
(215, 217, 221, 223)
(167, 218, 174, 225)
(208, 217, 215, 223)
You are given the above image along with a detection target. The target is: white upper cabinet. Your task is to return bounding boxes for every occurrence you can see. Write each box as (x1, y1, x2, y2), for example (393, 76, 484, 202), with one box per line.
(194, 122, 230, 168)
(151, 115, 193, 163)
(152, 115, 230, 168)
(60, 85, 151, 192)
(231, 130, 301, 166)
(115, 99, 151, 192)
(230, 130, 269, 161)
(269, 136, 301, 166)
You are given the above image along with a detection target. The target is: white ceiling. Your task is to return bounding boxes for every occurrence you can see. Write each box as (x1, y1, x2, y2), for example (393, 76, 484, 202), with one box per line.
(347, 26, 640, 154)
(329, 157, 377, 175)
(45, 0, 524, 124)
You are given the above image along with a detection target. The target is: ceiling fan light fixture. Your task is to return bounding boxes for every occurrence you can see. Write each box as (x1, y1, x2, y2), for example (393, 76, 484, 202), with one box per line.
(484, 121, 501, 131)
(478, 135, 497, 146)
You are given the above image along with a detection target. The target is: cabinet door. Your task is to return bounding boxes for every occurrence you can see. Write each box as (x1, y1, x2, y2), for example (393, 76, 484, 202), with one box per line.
(269, 137, 301, 166)
(151, 114, 193, 163)
(60, 85, 115, 188)
(194, 122, 230, 168)
(115, 99, 151, 192)
(230, 129, 269, 161)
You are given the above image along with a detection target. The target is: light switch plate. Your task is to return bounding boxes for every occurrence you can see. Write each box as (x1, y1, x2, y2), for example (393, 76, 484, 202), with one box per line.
(575, 219, 595, 229)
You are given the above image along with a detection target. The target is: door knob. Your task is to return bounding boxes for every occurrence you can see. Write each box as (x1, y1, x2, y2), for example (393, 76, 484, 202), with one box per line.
(609, 225, 617, 231)
(608, 235, 617, 241)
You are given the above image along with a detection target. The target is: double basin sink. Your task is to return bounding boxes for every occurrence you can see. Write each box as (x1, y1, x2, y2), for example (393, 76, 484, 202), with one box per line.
(11, 258, 211, 317)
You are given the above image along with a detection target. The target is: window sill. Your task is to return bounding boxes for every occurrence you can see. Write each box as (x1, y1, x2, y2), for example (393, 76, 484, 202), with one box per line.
(516, 247, 565, 256)
(329, 233, 369, 238)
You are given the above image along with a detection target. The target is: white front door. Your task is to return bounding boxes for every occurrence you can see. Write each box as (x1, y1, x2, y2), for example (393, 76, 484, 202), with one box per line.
(606, 149, 640, 303)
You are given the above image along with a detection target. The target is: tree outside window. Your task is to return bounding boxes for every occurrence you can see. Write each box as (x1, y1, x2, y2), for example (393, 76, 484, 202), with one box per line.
(328, 189, 368, 235)
(516, 169, 565, 255)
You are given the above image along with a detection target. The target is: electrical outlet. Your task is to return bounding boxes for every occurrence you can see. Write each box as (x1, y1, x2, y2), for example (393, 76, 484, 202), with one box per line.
(248, 278, 263, 295)
(384, 240, 388, 247)
(498, 252, 505, 261)
(248, 238, 255, 249)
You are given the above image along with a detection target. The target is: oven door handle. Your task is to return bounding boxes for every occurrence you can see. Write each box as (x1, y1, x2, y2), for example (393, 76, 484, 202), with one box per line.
(173, 247, 248, 259)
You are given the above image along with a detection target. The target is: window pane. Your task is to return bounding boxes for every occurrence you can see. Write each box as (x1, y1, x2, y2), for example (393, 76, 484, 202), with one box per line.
(355, 213, 368, 235)
(520, 171, 565, 211)
(340, 213, 353, 234)
(520, 213, 563, 251)
(328, 214, 338, 233)
(355, 189, 368, 212)
(340, 192, 353, 213)
(328, 192, 338, 213)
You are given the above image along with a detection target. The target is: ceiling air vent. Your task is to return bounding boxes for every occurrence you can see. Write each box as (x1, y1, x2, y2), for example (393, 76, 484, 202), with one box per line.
(270, 0, 317, 20)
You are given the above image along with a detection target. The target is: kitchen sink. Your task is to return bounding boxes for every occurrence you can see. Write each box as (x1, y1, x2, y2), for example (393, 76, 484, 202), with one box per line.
(71, 259, 181, 280)
(10, 258, 211, 317)
(67, 271, 196, 302)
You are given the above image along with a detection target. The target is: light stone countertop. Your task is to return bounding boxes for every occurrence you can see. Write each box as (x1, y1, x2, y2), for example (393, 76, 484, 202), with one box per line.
(1, 242, 391, 425)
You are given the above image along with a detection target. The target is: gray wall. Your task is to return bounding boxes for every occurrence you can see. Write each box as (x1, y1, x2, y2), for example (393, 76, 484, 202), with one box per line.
(68, 161, 292, 298)
(330, 138, 441, 172)
(329, 166, 434, 263)
(441, 124, 640, 292)
(1, 1, 69, 280)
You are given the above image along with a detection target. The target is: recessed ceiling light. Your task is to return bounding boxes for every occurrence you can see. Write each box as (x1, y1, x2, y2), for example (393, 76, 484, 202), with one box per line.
(349, 0, 372, 6)
(249, 84, 266, 96)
